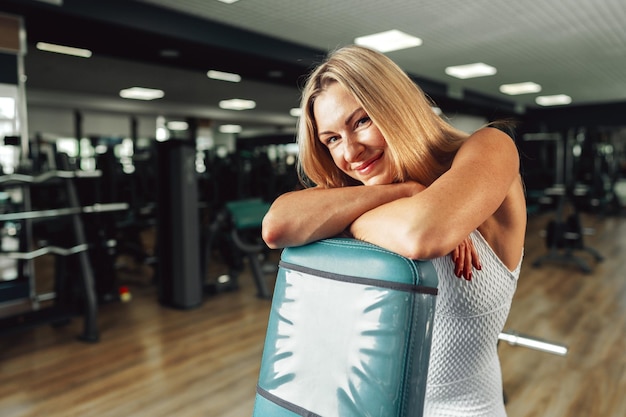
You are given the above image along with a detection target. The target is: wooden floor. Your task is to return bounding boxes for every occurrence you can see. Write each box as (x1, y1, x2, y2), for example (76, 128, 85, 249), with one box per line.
(1, 210, 625, 417)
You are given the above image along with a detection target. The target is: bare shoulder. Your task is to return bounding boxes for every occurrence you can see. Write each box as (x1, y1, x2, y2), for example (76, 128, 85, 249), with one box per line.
(467, 126, 517, 148)
(454, 127, 519, 172)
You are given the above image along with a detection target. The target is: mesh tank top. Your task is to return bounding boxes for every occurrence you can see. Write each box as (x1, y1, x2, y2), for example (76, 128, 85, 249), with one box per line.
(424, 230, 523, 417)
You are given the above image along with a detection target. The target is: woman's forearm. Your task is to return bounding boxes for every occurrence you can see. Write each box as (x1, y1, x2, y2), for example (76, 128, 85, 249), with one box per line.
(350, 129, 521, 260)
(261, 182, 419, 249)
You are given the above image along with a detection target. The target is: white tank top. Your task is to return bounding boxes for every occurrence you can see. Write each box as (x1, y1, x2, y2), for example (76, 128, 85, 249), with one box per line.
(424, 230, 523, 417)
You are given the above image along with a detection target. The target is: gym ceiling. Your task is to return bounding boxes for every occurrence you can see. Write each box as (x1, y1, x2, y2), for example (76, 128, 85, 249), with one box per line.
(2, 0, 626, 133)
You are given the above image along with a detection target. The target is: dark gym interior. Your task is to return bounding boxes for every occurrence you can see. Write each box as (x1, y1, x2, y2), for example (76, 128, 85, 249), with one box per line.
(0, 1, 625, 416)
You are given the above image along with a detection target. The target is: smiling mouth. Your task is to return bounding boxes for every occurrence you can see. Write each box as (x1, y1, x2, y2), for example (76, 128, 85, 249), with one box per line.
(354, 153, 383, 173)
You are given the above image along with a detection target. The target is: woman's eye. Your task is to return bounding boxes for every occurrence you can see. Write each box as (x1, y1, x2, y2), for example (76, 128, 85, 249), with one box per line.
(325, 136, 339, 145)
(356, 116, 371, 127)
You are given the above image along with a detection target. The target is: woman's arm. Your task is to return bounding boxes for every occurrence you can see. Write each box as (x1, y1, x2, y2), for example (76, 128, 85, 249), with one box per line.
(262, 181, 422, 249)
(262, 180, 480, 280)
(349, 127, 520, 260)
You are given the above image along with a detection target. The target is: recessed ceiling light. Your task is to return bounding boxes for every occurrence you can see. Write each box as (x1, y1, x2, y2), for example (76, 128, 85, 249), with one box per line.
(289, 108, 302, 117)
(160, 49, 180, 58)
(207, 70, 241, 83)
(535, 94, 572, 106)
(167, 121, 188, 131)
(499, 82, 542, 95)
(445, 63, 497, 79)
(355, 30, 422, 53)
(219, 98, 256, 110)
(36, 41, 92, 58)
(119, 87, 164, 101)
(217, 0, 239, 3)
(219, 124, 242, 133)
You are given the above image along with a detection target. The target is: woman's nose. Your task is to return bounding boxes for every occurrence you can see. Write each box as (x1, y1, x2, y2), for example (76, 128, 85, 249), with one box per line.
(343, 136, 364, 162)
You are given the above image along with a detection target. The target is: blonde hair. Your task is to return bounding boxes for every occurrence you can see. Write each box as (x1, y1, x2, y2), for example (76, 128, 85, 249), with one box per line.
(297, 45, 469, 188)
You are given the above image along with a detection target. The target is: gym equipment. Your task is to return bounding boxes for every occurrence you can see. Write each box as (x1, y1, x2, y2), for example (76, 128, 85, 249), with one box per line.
(497, 329, 567, 405)
(225, 199, 273, 298)
(0, 165, 128, 342)
(528, 129, 604, 273)
(202, 198, 273, 299)
(155, 139, 202, 309)
(533, 185, 604, 273)
(252, 237, 439, 417)
(520, 132, 564, 206)
(498, 330, 568, 356)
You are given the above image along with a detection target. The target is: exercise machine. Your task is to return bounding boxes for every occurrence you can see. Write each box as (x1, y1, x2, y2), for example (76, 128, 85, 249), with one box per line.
(253, 238, 439, 416)
(252, 238, 569, 416)
(202, 198, 274, 299)
(528, 130, 604, 273)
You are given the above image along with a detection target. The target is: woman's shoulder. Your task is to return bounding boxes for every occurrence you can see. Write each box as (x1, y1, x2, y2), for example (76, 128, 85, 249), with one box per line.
(485, 119, 518, 139)
(460, 126, 519, 162)
(471, 124, 515, 142)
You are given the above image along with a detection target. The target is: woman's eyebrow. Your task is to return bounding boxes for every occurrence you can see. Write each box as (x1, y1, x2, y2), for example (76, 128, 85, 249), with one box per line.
(344, 107, 364, 125)
(318, 107, 364, 137)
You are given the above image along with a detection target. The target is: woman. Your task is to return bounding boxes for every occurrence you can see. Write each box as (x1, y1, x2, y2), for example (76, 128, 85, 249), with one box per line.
(262, 45, 526, 416)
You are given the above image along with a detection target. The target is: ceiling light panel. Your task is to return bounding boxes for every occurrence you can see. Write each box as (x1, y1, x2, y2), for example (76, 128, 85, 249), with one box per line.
(167, 121, 189, 131)
(207, 70, 241, 82)
(355, 29, 422, 53)
(119, 87, 164, 101)
(445, 63, 497, 79)
(499, 82, 542, 95)
(219, 124, 242, 133)
(219, 98, 256, 110)
(36, 42, 92, 58)
(535, 94, 572, 106)
(160, 49, 180, 58)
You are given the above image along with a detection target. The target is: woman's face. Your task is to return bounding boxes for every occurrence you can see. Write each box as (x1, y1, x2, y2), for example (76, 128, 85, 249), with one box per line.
(313, 82, 393, 186)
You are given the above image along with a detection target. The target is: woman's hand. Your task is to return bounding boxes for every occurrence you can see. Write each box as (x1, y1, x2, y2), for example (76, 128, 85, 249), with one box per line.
(450, 236, 481, 281)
